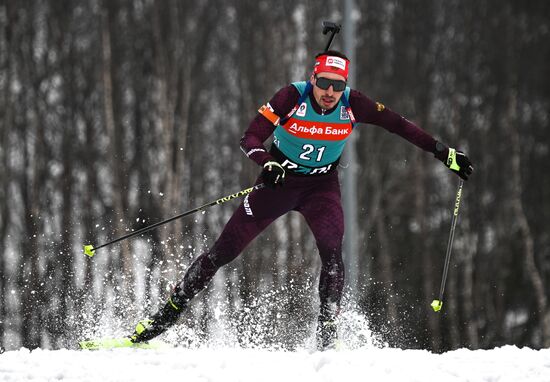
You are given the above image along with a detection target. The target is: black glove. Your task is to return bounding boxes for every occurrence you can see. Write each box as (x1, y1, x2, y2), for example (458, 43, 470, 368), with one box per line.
(261, 160, 286, 188)
(434, 141, 474, 180)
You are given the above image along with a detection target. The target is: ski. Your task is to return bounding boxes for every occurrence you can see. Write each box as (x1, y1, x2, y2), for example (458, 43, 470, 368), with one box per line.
(78, 337, 172, 350)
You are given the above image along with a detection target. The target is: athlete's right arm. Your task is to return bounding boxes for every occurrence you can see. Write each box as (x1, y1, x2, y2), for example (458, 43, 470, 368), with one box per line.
(240, 85, 300, 166)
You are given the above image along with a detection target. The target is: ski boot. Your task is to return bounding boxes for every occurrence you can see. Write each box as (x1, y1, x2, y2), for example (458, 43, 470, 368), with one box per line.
(316, 301, 340, 350)
(316, 318, 338, 350)
(130, 296, 185, 343)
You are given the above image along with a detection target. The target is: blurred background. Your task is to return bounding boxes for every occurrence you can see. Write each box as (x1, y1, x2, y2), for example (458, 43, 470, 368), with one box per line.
(0, 0, 549, 352)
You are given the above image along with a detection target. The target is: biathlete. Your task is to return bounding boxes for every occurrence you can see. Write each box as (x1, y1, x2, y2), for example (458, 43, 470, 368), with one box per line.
(129, 50, 473, 350)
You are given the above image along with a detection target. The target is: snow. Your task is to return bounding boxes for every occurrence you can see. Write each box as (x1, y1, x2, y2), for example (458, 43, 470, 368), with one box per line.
(1, 345, 549, 382)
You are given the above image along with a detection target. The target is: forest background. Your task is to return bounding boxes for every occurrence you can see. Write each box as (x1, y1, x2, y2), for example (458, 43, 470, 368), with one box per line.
(1, 0, 549, 352)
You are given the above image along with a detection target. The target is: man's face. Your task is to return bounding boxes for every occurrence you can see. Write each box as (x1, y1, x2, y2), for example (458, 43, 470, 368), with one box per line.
(311, 72, 346, 110)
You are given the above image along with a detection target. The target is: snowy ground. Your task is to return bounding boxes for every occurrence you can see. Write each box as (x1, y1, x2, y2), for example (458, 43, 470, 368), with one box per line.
(1, 345, 549, 382)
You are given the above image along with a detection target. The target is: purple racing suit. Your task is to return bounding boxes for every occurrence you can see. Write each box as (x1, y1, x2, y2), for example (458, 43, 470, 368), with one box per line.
(172, 84, 440, 325)
(176, 172, 344, 320)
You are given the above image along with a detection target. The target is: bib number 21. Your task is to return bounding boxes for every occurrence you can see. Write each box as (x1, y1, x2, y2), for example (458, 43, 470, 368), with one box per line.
(299, 144, 326, 162)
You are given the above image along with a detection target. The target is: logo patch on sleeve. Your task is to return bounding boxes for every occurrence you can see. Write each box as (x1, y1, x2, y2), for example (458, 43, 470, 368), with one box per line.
(376, 102, 385, 112)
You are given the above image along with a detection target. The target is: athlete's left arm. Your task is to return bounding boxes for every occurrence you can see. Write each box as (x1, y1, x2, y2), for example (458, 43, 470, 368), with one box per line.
(349, 89, 437, 152)
(349, 89, 473, 180)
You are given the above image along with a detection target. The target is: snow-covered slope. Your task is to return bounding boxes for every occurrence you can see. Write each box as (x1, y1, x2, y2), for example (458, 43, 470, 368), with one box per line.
(1, 345, 549, 382)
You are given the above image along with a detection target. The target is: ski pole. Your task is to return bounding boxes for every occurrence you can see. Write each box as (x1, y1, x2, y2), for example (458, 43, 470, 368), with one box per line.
(431, 179, 464, 312)
(322, 21, 342, 52)
(83, 183, 265, 257)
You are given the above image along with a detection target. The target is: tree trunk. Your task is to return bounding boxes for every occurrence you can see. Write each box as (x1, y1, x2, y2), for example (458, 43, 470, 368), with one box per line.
(100, 1, 133, 305)
(19, 102, 45, 350)
(505, 90, 550, 346)
(372, 165, 397, 329)
(151, 0, 177, 290)
(462, 233, 479, 349)
(0, 0, 15, 347)
(17, 3, 47, 349)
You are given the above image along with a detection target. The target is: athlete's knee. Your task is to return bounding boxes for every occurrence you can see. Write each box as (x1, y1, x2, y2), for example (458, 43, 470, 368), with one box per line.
(315, 223, 343, 252)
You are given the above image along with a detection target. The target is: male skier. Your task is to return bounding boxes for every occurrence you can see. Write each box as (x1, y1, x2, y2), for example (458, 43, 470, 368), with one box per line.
(129, 51, 473, 349)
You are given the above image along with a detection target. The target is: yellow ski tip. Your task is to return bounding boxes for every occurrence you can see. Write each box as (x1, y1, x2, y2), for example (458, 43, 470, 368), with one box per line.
(84, 245, 96, 257)
(79, 337, 172, 350)
(431, 299, 443, 312)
